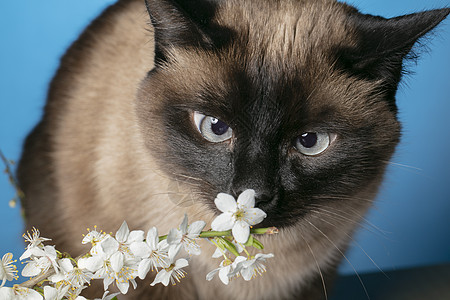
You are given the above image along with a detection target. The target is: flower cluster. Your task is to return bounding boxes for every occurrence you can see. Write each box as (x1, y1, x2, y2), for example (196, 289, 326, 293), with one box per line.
(0, 189, 276, 299)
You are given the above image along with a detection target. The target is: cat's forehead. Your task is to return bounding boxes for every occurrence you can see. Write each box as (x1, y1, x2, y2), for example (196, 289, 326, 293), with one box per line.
(215, 0, 357, 66)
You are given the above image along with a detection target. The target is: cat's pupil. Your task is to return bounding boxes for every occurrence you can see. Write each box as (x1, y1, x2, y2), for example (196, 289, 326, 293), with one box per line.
(300, 133, 318, 148)
(210, 118, 229, 136)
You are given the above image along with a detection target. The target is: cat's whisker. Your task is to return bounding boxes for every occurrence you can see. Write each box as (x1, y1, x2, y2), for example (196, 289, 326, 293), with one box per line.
(383, 161, 422, 171)
(305, 219, 371, 300)
(298, 231, 329, 300)
(309, 202, 391, 238)
(310, 193, 378, 204)
(310, 209, 389, 278)
(308, 204, 387, 239)
(382, 160, 428, 177)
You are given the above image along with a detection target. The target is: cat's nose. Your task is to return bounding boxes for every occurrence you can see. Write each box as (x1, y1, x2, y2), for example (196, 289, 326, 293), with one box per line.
(255, 192, 273, 206)
(254, 191, 278, 212)
(234, 188, 277, 211)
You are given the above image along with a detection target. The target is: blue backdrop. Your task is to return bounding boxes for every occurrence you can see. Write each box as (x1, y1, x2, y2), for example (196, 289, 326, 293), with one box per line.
(1, 0, 449, 279)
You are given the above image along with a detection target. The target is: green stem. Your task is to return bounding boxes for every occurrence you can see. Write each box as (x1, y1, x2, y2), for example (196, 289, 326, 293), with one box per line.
(158, 227, 278, 242)
(250, 227, 279, 235)
(199, 230, 232, 238)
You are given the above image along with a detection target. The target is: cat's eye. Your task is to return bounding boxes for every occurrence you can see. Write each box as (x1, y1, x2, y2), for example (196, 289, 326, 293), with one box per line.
(193, 111, 233, 143)
(294, 132, 336, 156)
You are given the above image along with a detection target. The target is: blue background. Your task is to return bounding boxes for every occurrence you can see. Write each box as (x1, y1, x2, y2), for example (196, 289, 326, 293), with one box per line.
(0, 0, 449, 280)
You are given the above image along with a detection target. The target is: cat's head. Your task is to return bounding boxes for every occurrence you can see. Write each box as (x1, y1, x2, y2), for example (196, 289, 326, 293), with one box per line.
(136, 0, 449, 228)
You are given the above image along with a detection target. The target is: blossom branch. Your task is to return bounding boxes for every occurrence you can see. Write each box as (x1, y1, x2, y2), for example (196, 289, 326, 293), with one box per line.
(0, 189, 277, 299)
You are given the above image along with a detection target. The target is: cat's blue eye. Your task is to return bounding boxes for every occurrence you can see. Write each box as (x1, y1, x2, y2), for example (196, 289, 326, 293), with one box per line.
(294, 132, 336, 156)
(193, 111, 233, 143)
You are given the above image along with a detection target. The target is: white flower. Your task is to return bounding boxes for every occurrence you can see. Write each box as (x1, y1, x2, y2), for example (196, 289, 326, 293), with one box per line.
(130, 227, 170, 279)
(22, 228, 51, 249)
(0, 253, 18, 287)
(78, 240, 139, 295)
(21, 246, 59, 277)
(150, 258, 189, 286)
(75, 291, 120, 300)
(206, 256, 246, 285)
(96, 291, 121, 300)
(0, 286, 43, 299)
(114, 221, 145, 259)
(231, 253, 274, 281)
(43, 285, 71, 300)
(49, 258, 93, 289)
(20, 228, 51, 261)
(211, 189, 267, 243)
(167, 214, 206, 257)
(109, 252, 139, 294)
(82, 226, 109, 255)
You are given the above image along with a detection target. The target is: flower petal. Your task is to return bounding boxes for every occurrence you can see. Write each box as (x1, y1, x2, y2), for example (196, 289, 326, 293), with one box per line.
(116, 280, 130, 294)
(110, 252, 124, 273)
(184, 242, 201, 256)
(48, 272, 65, 284)
(0, 287, 15, 299)
(255, 253, 274, 260)
(22, 261, 41, 277)
(236, 189, 255, 209)
(103, 275, 114, 291)
(78, 256, 103, 273)
(150, 269, 170, 286)
(146, 227, 159, 250)
(212, 247, 223, 258)
(167, 228, 182, 245)
(244, 207, 267, 225)
(43, 286, 57, 300)
(100, 236, 120, 256)
(115, 221, 130, 243)
(240, 265, 253, 281)
(218, 266, 231, 285)
(232, 221, 250, 244)
(15, 287, 43, 300)
(227, 256, 247, 277)
(206, 268, 219, 281)
(127, 230, 144, 244)
(19, 248, 33, 261)
(180, 214, 188, 234)
(174, 258, 189, 270)
(187, 221, 206, 237)
(138, 259, 151, 280)
(168, 243, 182, 262)
(130, 242, 151, 258)
(211, 212, 234, 231)
(102, 291, 121, 300)
(214, 193, 237, 213)
(58, 258, 74, 273)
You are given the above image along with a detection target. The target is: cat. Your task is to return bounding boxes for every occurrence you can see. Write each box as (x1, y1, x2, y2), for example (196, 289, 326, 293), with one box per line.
(17, 0, 449, 299)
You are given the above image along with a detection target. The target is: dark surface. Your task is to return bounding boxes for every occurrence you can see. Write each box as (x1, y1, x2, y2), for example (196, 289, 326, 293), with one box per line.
(331, 264, 450, 300)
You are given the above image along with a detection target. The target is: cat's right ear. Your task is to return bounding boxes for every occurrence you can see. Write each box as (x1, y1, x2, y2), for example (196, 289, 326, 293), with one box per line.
(144, 0, 222, 65)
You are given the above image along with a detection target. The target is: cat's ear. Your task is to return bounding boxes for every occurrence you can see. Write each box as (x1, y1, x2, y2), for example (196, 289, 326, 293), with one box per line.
(341, 8, 449, 90)
(144, 0, 223, 64)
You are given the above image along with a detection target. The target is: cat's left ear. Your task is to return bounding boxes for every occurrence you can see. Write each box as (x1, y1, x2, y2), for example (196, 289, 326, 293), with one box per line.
(341, 8, 449, 90)
(144, 0, 225, 65)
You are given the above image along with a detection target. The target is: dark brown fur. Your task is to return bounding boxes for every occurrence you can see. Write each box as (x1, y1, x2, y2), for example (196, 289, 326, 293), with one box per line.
(18, 0, 449, 299)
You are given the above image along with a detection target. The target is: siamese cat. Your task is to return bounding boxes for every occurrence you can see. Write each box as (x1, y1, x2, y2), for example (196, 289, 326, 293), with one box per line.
(18, 0, 449, 299)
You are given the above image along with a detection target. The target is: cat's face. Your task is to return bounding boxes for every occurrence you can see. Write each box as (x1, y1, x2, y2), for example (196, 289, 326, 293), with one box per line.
(137, 0, 448, 228)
